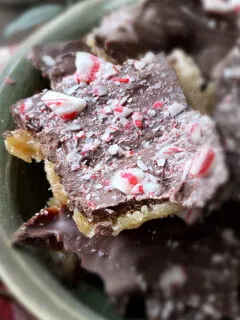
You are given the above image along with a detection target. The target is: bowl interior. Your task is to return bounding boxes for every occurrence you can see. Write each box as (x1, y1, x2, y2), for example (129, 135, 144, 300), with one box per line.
(0, 1, 140, 320)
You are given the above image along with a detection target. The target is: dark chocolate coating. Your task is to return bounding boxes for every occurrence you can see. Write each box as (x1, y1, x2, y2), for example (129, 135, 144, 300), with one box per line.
(14, 202, 240, 320)
(214, 39, 240, 201)
(91, 0, 238, 79)
(9, 53, 227, 222)
(29, 39, 90, 84)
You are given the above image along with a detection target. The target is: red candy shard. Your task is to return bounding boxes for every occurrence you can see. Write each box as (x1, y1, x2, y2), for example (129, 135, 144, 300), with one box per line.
(153, 101, 163, 109)
(19, 103, 25, 115)
(121, 172, 138, 185)
(112, 77, 130, 83)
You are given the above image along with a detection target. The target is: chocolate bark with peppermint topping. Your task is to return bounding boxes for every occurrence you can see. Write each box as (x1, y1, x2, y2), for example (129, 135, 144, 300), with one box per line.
(9, 52, 227, 226)
(214, 39, 240, 201)
(13, 203, 240, 319)
(89, 0, 238, 79)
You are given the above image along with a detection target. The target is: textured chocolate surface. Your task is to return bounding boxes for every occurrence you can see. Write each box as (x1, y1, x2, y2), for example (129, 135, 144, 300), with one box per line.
(90, 0, 238, 78)
(214, 39, 240, 201)
(14, 203, 240, 320)
(9, 53, 227, 222)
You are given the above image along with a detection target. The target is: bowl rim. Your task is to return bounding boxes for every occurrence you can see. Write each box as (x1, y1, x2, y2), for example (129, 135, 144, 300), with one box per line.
(0, 0, 135, 319)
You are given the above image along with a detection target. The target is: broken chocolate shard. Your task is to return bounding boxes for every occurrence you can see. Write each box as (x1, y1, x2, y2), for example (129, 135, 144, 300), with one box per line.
(13, 203, 240, 320)
(88, 0, 238, 78)
(29, 39, 90, 87)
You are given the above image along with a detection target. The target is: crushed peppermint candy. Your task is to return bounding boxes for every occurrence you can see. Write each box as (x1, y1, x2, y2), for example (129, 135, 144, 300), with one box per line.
(153, 101, 163, 109)
(177, 208, 202, 225)
(114, 105, 132, 118)
(41, 90, 86, 121)
(112, 77, 130, 83)
(19, 98, 33, 116)
(143, 182, 160, 195)
(131, 183, 144, 195)
(111, 168, 145, 194)
(167, 102, 186, 117)
(189, 146, 216, 178)
(156, 146, 183, 159)
(137, 159, 148, 171)
(75, 52, 100, 83)
(132, 112, 143, 128)
(189, 123, 202, 144)
(202, 0, 240, 14)
(108, 144, 124, 155)
(102, 62, 119, 79)
(92, 84, 108, 96)
(159, 266, 187, 293)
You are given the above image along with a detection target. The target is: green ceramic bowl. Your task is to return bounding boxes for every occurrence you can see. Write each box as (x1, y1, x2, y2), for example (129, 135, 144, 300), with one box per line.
(0, 1, 137, 319)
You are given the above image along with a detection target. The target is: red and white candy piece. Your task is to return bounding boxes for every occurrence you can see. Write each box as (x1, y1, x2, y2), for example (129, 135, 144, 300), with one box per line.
(132, 112, 143, 128)
(111, 168, 144, 194)
(75, 52, 100, 83)
(189, 123, 202, 144)
(102, 62, 119, 79)
(167, 102, 186, 117)
(82, 139, 101, 153)
(156, 145, 183, 159)
(131, 183, 144, 195)
(189, 146, 215, 178)
(159, 266, 187, 292)
(19, 99, 33, 115)
(177, 208, 202, 225)
(114, 105, 132, 118)
(41, 91, 86, 121)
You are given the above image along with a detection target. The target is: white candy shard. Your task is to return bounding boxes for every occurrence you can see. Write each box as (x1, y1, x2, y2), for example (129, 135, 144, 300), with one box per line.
(102, 62, 119, 79)
(167, 102, 186, 116)
(42, 55, 56, 67)
(143, 182, 160, 194)
(92, 84, 108, 96)
(108, 144, 123, 155)
(137, 159, 148, 171)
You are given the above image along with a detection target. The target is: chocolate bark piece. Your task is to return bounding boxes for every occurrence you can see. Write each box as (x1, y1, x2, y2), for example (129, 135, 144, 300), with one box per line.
(28, 39, 90, 82)
(214, 40, 240, 201)
(7, 52, 228, 235)
(88, 0, 238, 78)
(13, 203, 240, 320)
